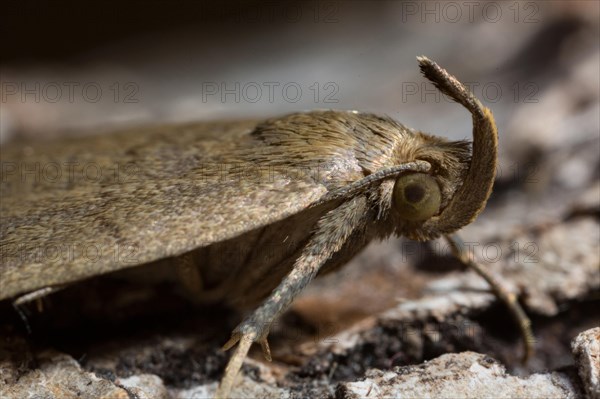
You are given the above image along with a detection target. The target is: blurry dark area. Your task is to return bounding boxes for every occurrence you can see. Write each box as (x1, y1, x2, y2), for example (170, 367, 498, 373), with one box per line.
(3, 0, 597, 146)
(3, 1, 240, 62)
(3, 0, 358, 63)
(1, 1, 599, 398)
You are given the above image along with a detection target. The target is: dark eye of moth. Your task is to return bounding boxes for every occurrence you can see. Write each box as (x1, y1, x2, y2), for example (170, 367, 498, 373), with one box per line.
(393, 173, 441, 221)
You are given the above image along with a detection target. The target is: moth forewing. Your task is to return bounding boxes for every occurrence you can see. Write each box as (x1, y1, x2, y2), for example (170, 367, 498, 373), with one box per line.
(0, 123, 328, 299)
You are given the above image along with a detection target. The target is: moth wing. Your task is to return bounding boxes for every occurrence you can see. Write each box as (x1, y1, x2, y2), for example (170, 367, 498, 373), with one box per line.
(0, 121, 328, 299)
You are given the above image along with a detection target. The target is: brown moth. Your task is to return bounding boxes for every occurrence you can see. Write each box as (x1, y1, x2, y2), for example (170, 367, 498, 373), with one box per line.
(0, 57, 530, 398)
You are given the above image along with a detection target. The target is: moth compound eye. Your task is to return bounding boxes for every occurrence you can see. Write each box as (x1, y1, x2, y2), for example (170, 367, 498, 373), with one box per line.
(393, 173, 441, 221)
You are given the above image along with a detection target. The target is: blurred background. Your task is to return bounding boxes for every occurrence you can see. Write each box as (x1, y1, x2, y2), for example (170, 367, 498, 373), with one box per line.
(2, 0, 597, 145)
(1, 1, 599, 396)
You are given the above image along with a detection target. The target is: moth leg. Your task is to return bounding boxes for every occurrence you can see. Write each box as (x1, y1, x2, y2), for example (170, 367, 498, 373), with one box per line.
(176, 251, 244, 304)
(175, 251, 205, 301)
(445, 233, 535, 363)
(13, 285, 66, 308)
(214, 196, 367, 399)
(13, 285, 66, 335)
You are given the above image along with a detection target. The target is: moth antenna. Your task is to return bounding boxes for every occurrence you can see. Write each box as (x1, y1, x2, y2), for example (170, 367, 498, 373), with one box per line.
(417, 56, 498, 236)
(445, 234, 535, 363)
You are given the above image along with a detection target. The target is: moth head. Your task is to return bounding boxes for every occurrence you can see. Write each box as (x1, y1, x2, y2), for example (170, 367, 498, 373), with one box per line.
(391, 57, 498, 241)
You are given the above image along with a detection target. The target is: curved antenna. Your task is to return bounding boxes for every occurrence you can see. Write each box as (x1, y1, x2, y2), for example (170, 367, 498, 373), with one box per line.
(417, 56, 498, 235)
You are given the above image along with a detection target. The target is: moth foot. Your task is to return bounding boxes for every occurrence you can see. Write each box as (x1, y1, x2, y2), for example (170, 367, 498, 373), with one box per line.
(221, 320, 272, 361)
(214, 320, 273, 398)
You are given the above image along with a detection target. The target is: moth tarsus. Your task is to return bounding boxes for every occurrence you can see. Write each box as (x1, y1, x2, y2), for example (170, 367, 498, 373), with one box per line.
(12, 302, 33, 336)
(13, 286, 65, 307)
(218, 333, 256, 398)
(445, 233, 534, 363)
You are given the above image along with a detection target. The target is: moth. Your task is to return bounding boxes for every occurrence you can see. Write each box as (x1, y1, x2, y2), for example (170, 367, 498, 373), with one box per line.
(0, 57, 532, 398)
